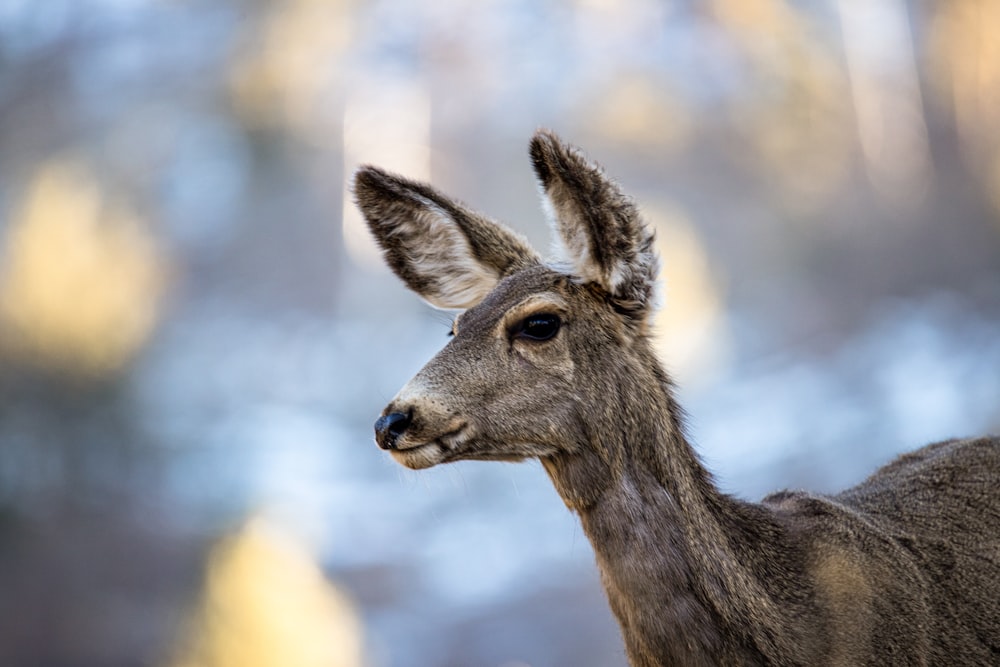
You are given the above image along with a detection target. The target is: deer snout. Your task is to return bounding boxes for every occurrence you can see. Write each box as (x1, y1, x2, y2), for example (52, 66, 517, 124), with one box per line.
(374, 410, 412, 450)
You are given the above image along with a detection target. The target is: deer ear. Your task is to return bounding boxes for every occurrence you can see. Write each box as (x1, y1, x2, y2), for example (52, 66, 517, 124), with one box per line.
(355, 167, 540, 309)
(530, 130, 659, 320)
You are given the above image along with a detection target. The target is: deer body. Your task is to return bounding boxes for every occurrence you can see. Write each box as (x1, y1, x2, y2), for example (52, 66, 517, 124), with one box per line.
(355, 131, 1000, 666)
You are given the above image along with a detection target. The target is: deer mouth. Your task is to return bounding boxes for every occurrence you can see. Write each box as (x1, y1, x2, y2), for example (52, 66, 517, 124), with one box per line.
(390, 424, 469, 469)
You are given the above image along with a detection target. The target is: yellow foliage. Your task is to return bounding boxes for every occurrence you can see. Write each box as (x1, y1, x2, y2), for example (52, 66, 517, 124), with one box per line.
(229, 0, 354, 137)
(928, 0, 1000, 219)
(710, 0, 852, 209)
(928, 0, 1000, 147)
(582, 73, 692, 154)
(649, 206, 729, 387)
(169, 518, 364, 667)
(0, 160, 165, 376)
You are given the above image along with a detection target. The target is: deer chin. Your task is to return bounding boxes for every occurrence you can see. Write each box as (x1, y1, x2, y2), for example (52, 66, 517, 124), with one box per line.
(389, 424, 470, 470)
(389, 426, 561, 468)
(389, 441, 446, 469)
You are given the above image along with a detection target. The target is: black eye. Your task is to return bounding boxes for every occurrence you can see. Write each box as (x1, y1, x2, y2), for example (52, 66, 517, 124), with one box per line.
(515, 313, 561, 341)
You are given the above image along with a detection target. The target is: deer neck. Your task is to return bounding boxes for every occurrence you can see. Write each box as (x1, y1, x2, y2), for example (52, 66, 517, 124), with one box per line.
(541, 362, 801, 665)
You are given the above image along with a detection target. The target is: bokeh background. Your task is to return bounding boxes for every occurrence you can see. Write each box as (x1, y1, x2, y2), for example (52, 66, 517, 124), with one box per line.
(1, 1, 999, 666)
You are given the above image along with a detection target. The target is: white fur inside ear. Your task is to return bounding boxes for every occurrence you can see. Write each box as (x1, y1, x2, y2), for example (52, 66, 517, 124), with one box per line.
(606, 261, 630, 294)
(392, 200, 500, 309)
(539, 186, 604, 285)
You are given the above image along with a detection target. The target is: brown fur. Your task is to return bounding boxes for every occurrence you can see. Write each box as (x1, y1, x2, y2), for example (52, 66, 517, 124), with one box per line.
(355, 130, 1000, 666)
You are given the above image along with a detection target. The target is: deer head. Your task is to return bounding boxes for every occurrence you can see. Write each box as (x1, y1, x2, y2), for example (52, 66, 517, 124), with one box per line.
(356, 131, 662, 497)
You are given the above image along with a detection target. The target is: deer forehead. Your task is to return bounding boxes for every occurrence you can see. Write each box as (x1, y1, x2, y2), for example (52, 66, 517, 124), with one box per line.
(453, 264, 625, 341)
(455, 292, 570, 336)
(452, 266, 563, 331)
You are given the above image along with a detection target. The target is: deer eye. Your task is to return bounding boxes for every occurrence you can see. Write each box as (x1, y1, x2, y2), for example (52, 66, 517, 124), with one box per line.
(514, 313, 561, 341)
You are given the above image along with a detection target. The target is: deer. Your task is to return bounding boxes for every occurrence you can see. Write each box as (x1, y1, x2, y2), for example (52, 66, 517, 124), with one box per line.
(354, 130, 1000, 666)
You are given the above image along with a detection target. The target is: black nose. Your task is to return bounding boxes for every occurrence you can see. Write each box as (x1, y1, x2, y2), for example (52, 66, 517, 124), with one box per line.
(374, 411, 412, 450)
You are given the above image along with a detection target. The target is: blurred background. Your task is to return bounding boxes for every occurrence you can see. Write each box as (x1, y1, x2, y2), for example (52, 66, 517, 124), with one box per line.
(1, 0, 998, 665)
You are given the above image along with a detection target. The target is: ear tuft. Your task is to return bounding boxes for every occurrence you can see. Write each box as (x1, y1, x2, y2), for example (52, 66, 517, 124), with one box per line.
(529, 131, 557, 189)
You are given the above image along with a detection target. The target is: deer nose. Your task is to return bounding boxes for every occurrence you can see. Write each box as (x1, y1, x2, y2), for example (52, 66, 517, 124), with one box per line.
(374, 411, 412, 450)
